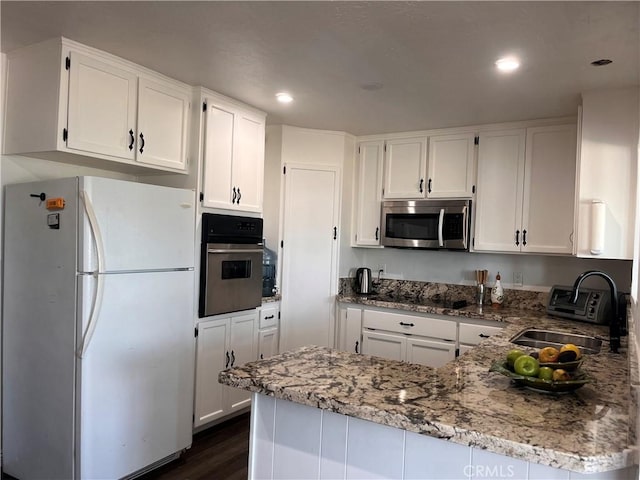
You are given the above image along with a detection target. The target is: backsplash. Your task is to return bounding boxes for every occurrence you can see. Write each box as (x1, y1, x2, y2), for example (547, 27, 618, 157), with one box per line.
(339, 278, 548, 313)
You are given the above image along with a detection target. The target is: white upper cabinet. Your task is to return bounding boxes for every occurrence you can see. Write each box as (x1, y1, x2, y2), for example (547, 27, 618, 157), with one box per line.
(67, 51, 137, 160)
(136, 77, 190, 171)
(383, 137, 428, 198)
(474, 124, 577, 254)
(4, 38, 191, 174)
(427, 132, 476, 198)
(522, 124, 576, 254)
(353, 141, 384, 246)
(575, 88, 639, 260)
(474, 129, 526, 252)
(201, 94, 266, 213)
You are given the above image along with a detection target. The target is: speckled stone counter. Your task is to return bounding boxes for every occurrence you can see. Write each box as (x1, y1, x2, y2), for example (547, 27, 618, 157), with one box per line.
(220, 310, 636, 474)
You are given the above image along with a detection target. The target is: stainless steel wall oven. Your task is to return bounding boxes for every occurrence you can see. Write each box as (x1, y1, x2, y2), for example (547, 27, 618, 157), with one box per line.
(198, 213, 263, 317)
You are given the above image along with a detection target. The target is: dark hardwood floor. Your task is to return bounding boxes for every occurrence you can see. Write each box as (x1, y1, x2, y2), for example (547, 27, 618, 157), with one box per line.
(140, 412, 250, 480)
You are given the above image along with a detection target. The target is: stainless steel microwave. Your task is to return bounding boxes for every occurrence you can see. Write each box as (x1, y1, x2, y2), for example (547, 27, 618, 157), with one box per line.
(380, 200, 471, 250)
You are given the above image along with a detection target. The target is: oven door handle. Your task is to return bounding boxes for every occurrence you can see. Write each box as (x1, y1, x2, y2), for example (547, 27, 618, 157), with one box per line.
(207, 248, 264, 254)
(438, 208, 445, 247)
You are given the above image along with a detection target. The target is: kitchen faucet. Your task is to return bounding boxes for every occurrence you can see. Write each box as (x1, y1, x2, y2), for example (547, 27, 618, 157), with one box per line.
(570, 270, 620, 353)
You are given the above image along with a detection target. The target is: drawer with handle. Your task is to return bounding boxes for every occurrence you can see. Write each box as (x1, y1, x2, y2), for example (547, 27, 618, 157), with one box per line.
(260, 305, 279, 329)
(363, 309, 456, 341)
(458, 322, 504, 346)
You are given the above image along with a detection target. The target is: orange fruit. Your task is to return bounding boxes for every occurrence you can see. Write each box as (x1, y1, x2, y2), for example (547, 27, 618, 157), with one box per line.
(560, 343, 582, 360)
(552, 369, 570, 381)
(539, 346, 560, 363)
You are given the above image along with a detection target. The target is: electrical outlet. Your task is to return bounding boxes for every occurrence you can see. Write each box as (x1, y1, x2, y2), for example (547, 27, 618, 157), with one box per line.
(513, 272, 523, 287)
(376, 264, 386, 275)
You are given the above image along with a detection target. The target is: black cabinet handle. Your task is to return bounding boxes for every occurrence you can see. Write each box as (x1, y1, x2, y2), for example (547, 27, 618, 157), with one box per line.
(355, 340, 359, 354)
(375, 227, 379, 241)
(128, 130, 134, 151)
(230, 350, 235, 367)
(515, 230, 520, 246)
(522, 229, 527, 246)
(225, 351, 230, 369)
(264, 315, 275, 320)
(260, 354, 264, 360)
(479, 333, 490, 338)
(419, 178, 424, 193)
(399, 322, 415, 327)
(237, 188, 241, 204)
(139, 133, 145, 154)
(232, 187, 237, 204)
(428, 178, 432, 193)
(333, 226, 337, 240)
(30, 193, 46, 201)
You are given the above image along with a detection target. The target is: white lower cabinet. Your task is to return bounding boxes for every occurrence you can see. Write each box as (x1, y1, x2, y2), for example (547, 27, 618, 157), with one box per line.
(336, 305, 363, 354)
(458, 321, 504, 357)
(194, 310, 258, 428)
(258, 301, 280, 360)
(361, 309, 457, 367)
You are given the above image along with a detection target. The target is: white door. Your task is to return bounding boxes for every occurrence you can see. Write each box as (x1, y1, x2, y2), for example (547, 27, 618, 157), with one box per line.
(67, 51, 137, 160)
(354, 141, 384, 245)
(405, 337, 456, 367)
(202, 101, 235, 209)
(383, 137, 427, 198)
(233, 113, 265, 213)
(79, 177, 195, 272)
(521, 124, 577, 254)
(474, 129, 526, 252)
(79, 270, 194, 479)
(280, 164, 340, 351)
(226, 312, 258, 412)
(362, 330, 405, 361)
(258, 328, 280, 359)
(136, 78, 190, 171)
(338, 307, 363, 354)
(427, 132, 475, 198)
(193, 317, 229, 427)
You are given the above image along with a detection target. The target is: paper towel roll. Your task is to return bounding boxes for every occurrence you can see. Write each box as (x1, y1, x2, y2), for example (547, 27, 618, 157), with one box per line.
(590, 200, 605, 255)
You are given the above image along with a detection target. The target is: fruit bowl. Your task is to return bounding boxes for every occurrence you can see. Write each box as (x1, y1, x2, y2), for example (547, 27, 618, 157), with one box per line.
(490, 361, 590, 393)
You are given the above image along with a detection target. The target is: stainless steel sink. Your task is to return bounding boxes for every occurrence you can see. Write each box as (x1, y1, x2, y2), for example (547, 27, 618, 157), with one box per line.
(509, 329, 602, 354)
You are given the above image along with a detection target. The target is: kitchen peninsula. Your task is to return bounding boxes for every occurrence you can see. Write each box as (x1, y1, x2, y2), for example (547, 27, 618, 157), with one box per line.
(220, 306, 638, 479)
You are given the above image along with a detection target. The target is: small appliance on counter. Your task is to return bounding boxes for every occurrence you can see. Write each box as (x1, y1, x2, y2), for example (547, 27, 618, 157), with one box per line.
(546, 285, 611, 324)
(355, 267, 372, 295)
(263, 242, 277, 297)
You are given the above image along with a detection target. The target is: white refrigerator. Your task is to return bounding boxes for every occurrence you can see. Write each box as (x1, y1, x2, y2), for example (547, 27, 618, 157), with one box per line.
(3, 176, 196, 479)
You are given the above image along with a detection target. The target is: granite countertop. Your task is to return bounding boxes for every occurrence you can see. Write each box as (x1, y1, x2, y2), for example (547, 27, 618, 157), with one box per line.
(220, 305, 637, 474)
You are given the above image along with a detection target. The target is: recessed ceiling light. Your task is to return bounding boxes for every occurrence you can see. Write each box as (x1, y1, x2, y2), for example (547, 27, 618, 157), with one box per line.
(276, 92, 293, 103)
(360, 82, 384, 91)
(591, 59, 613, 66)
(495, 57, 520, 72)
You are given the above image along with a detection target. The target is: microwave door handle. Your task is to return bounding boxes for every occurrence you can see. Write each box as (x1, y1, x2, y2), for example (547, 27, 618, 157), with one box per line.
(462, 205, 468, 249)
(438, 208, 445, 247)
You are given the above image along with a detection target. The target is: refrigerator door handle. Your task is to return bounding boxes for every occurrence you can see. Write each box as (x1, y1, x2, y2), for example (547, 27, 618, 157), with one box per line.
(78, 190, 106, 358)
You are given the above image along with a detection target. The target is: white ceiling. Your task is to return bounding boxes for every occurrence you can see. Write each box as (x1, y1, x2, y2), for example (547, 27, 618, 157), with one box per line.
(1, 1, 638, 136)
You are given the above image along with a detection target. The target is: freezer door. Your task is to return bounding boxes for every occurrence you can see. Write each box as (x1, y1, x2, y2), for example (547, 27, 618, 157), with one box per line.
(78, 177, 195, 272)
(78, 270, 195, 479)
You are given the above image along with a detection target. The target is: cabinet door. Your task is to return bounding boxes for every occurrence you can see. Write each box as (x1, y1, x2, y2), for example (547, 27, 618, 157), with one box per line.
(427, 132, 475, 198)
(474, 129, 526, 252)
(406, 337, 456, 368)
(458, 322, 504, 346)
(337, 307, 363, 354)
(202, 101, 235, 209)
(258, 327, 279, 360)
(362, 330, 405, 361)
(521, 124, 577, 254)
(136, 77, 190, 171)
(354, 141, 384, 245)
(383, 137, 428, 199)
(67, 51, 137, 160)
(226, 312, 258, 413)
(194, 318, 229, 427)
(232, 112, 265, 213)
